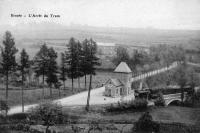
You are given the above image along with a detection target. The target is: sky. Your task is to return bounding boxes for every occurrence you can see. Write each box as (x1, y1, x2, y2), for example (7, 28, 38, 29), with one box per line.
(0, 0, 200, 30)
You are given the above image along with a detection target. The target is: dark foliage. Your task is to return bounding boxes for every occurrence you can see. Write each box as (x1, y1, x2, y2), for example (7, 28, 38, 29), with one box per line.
(106, 98, 147, 112)
(33, 44, 49, 84)
(19, 48, 30, 112)
(0, 99, 9, 112)
(1, 31, 18, 115)
(8, 113, 28, 122)
(46, 47, 58, 95)
(154, 92, 165, 106)
(112, 46, 130, 66)
(65, 38, 84, 92)
(29, 101, 64, 132)
(59, 52, 67, 89)
(85, 39, 101, 111)
(134, 112, 160, 132)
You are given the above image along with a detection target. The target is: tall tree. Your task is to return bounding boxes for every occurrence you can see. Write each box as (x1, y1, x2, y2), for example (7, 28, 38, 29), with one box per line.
(149, 44, 185, 67)
(65, 38, 78, 92)
(81, 39, 91, 90)
(46, 47, 58, 98)
(112, 46, 130, 66)
(173, 62, 188, 102)
(130, 50, 149, 74)
(85, 39, 100, 111)
(33, 44, 49, 97)
(75, 41, 84, 89)
(187, 67, 200, 104)
(27, 60, 34, 88)
(19, 49, 30, 112)
(1, 31, 18, 116)
(59, 52, 67, 90)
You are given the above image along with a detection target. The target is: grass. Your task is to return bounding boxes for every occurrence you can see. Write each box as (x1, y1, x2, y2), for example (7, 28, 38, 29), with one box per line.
(0, 87, 86, 107)
(1, 123, 200, 133)
(1, 70, 200, 132)
(1, 104, 200, 132)
(0, 71, 115, 107)
(61, 106, 200, 126)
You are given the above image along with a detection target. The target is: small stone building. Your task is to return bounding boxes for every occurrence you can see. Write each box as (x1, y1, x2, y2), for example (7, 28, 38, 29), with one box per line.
(104, 78, 124, 97)
(104, 62, 135, 97)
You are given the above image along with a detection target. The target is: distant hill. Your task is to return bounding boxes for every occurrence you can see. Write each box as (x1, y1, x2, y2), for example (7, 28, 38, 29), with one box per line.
(0, 22, 200, 49)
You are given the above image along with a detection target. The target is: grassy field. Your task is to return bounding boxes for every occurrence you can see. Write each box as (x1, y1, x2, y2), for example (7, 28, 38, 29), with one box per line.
(0, 71, 115, 107)
(0, 87, 86, 107)
(2, 123, 200, 133)
(1, 71, 200, 132)
(62, 106, 200, 125)
(3, 106, 200, 133)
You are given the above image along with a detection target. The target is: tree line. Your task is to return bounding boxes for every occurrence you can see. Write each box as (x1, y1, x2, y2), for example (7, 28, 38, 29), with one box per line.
(0, 31, 100, 115)
(112, 44, 200, 103)
(112, 44, 186, 74)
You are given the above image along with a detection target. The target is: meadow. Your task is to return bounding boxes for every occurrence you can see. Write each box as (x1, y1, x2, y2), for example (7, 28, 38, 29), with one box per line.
(0, 71, 115, 107)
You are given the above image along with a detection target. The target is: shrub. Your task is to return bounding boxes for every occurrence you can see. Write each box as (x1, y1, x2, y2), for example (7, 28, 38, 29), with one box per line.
(28, 101, 64, 133)
(133, 98, 148, 110)
(105, 98, 147, 112)
(195, 90, 200, 100)
(183, 96, 194, 107)
(154, 92, 165, 106)
(8, 112, 28, 122)
(134, 112, 160, 132)
(15, 123, 25, 130)
(0, 114, 6, 124)
(0, 99, 9, 115)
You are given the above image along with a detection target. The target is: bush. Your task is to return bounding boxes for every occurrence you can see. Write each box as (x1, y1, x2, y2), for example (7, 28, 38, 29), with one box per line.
(106, 98, 147, 112)
(0, 99, 9, 115)
(195, 90, 200, 100)
(0, 114, 6, 124)
(182, 96, 194, 107)
(133, 98, 148, 110)
(8, 113, 28, 122)
(134, 112, 160, 132)
(28, 101, 64, 132)
(154, 92, 165, 106)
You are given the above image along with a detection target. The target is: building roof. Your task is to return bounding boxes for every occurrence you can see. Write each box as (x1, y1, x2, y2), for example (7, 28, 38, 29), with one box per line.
(114, 62, 132, 73)
(106, 78, 123, 87)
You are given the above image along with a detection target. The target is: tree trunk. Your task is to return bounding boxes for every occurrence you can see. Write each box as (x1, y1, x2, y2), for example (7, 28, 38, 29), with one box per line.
(192, 85, 195, 106)
(78, 77, 80, 89)
(50, 86, 52, 98)
(63, 80, 65, 90)
(45, 125, 50, 133)
(28, 71, 31, 89)
(21, 72, 24, 112)
(85, 74, 87, 90)
(86, 74, 92, 111)
(42, 74, 45, 98)
(59, 86, 61, 97)
(72, 78, 74, 93)
(5, 72, 8, 116)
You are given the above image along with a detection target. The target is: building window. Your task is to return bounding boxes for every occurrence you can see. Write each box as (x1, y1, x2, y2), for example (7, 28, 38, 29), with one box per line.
(116, 89, 118, 94)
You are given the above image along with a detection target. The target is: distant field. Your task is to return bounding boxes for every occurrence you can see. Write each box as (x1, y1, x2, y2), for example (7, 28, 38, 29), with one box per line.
(1, 24, 198, 49)
(1, 24, 199, 59)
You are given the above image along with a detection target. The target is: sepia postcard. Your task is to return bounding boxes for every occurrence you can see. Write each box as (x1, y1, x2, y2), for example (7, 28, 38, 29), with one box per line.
(0, 0, 200, 132)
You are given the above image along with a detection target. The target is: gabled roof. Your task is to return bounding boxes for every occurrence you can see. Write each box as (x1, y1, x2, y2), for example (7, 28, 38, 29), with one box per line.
(106, 78, 123, 87)
(114, 62, 132, 73)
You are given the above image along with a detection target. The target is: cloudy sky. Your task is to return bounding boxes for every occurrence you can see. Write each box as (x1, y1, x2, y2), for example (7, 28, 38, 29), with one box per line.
(0, 0, 200, 30)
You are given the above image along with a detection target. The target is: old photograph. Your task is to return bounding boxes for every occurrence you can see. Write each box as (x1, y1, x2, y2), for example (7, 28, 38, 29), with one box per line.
(0, 0, 200, 132)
